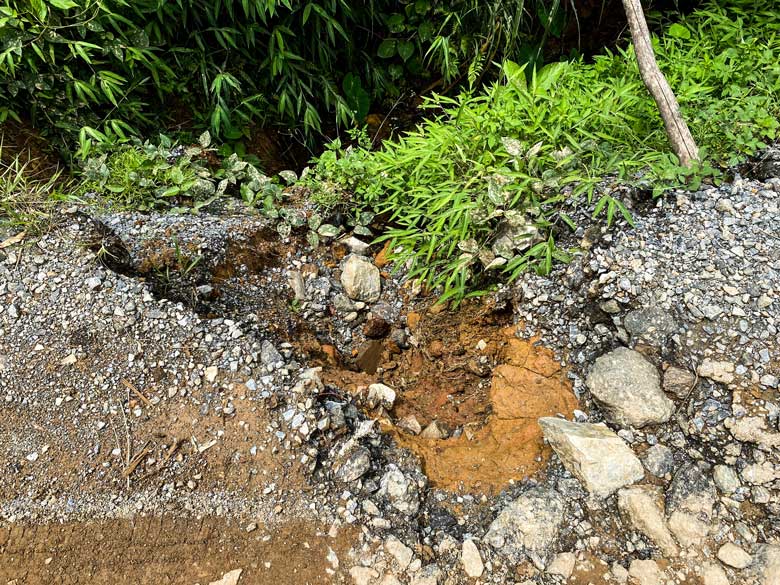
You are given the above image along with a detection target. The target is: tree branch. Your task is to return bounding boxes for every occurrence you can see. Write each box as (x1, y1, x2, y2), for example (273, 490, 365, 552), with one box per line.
(621, 0, 700, 167)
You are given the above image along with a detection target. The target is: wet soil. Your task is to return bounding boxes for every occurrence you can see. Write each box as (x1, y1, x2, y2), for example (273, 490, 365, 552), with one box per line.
(0, 518, 357, 585)
(319, 301, 579, 494)
(82, 215, 582, 497)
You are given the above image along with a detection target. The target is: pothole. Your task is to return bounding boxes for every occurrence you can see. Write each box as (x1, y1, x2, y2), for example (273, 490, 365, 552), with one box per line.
(319, 302, 579, 493)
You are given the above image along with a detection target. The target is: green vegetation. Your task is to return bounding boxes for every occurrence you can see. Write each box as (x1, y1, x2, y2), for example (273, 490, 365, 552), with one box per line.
(0, 149, 66, 235)
(308, 0, 780, 301)
(74, 132, 284, 212)
(0, 0, 568, 154)
(2, 0, 780, 303)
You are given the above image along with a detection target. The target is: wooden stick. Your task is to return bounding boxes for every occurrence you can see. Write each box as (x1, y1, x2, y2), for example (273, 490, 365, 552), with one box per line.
(138, 438, 181, 482)
(621, 0, 700, 167)
(119, 389, 131, 489)
(123, 441, 152, 478)
(0, 231, 25, 249)
(121, 378, 151, 407)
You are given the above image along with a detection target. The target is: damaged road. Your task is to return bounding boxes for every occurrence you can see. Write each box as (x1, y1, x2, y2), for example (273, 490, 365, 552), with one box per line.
(1, 170, 780, 584)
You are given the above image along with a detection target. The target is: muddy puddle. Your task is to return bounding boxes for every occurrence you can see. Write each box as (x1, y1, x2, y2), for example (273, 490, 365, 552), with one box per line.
(318, 301, 579, 494)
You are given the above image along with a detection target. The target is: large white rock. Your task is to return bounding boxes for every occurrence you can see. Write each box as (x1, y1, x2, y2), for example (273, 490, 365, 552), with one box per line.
(385, 536, 414, 570)
(628, 559, 663, 585)
(697, 358, 736, 384)
(209, 569, 243, 585)
(699, 562, 729, 585)
(367, 383, 396, 409)
(378, 466, 420, 516)
(726, 416, 780, 449)
(741, 462, 779, 485)
(713, 464, 741, 494)
(341, 254, 381, 302)
(538, 417, 644, 498)
(718, 542, 753, 569)
(350, 566, 379, 585)
(617, 485, 679, 557)
(547, 552, 576, 579)
(586, 347, 675, 427)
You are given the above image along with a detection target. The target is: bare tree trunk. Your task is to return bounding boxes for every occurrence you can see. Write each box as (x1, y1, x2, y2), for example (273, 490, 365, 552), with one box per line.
(621, 0, 700, 167)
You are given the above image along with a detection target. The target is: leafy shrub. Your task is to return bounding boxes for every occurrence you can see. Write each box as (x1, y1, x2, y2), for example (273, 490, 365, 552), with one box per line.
(74, 132, 284, 212)
(0, 0, 570, 153)
(309, 0, 780, 301)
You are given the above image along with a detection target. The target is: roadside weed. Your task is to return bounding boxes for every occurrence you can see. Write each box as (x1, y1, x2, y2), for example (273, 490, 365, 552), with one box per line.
(0, 149, 66, 235)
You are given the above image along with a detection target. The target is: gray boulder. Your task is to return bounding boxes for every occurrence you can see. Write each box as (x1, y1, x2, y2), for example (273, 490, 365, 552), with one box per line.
(260, 340, 283, 366)
(624, 307, 678, 347)
(485, 487, 565, 569)
(340, 254, 381, 302)
(642, 444, 675, 477)
(617, 485, 679, 557)
(378, 465, 420, 516)
(333, 445, 372, 483)
(538, 417, 644, 498)
(586, 347, 675, 427)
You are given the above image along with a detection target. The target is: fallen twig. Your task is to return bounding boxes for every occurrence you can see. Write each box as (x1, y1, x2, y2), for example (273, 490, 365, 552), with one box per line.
(119, 388, 131, 489)
(122, 440, 152, 478)
(121, 378, 151, 407)
(0, 231, 25, 249)
(138, 438, 181, 482)
(191, 435, 218, 454)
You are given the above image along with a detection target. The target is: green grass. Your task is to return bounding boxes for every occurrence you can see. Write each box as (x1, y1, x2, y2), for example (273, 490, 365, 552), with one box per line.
(309, 0, 780, 302)
(0, 150, 66, 235)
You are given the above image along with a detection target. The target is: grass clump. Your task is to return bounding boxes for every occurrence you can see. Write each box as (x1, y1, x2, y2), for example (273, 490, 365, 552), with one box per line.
(309, 0, 780, 302)
(0, 150, 66, 235)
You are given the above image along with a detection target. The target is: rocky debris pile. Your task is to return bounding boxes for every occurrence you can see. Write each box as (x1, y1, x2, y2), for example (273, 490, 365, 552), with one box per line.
(287, 175, 779, 585)
(490, 174, 780, 584)
(315, 174, 779, 585)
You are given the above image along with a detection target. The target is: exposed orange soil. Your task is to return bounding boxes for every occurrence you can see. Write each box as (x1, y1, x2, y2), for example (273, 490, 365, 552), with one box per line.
(391, 328, 578, 493)
(320, 302, 578, 493)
